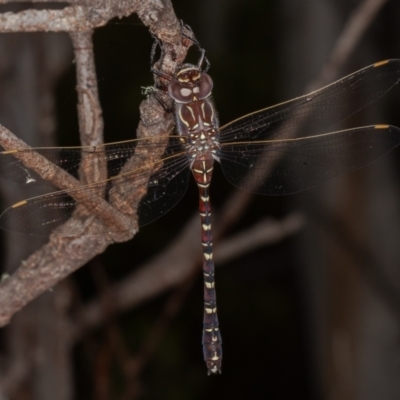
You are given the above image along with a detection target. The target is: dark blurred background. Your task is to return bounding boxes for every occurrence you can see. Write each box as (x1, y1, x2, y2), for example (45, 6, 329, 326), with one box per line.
(1, 0, 400, 399)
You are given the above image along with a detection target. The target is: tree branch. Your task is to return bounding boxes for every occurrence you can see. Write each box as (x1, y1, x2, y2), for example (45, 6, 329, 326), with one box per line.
(0, 0, 187, 326)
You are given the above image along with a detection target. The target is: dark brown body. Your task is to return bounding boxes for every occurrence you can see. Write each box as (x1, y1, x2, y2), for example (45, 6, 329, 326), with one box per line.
(169, 67, 222, 374)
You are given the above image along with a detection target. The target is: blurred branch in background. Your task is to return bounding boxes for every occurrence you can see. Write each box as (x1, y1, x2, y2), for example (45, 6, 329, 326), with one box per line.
(311, 0, 388, 90)
(74, 213, 306, 333)
(85, 214, 304, 399)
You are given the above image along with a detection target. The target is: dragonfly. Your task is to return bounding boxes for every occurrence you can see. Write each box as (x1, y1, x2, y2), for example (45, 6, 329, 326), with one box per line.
(0, 45, 400, 374)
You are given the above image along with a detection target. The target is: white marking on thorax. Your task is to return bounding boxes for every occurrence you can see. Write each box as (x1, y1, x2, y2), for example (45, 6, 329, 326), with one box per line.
(178, 108, 190, 127)
(201, 102, 206, 118)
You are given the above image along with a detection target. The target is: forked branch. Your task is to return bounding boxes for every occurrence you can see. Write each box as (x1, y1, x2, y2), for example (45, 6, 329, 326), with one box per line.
(0, 0, 188, 326)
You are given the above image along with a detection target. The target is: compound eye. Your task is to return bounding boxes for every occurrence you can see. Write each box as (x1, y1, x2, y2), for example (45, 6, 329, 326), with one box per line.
(196, 73, 213, 99)
(168, 80, 193, 103)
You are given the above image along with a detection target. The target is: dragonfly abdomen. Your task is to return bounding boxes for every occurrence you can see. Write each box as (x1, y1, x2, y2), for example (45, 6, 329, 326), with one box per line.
(192, 156, 222, 374)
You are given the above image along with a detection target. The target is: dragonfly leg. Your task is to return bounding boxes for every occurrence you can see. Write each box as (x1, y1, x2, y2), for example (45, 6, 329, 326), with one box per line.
(179, 21, 210, 72)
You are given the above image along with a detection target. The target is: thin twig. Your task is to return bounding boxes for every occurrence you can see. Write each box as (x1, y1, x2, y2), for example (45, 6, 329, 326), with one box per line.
(70, 31, 104, 147)
(311, 0, 389, 91)
(0, 3, 138, 32)
(216, 214, 305, 263)
(70, 31, 108, 199)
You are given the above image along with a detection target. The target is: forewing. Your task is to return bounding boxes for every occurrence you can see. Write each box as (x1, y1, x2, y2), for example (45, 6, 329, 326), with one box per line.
(219, 60, 400, 142)
(0, 136, 182, 186)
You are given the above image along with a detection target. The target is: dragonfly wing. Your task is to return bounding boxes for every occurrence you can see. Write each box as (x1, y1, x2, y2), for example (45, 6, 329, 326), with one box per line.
(218, 125, 400, 195)
(0, 151, 191, 236)
(137, 156, 191, 226)
(0, 190, 108, 236)
(0, 136, 180, 187)
(219, 60, 400, 142)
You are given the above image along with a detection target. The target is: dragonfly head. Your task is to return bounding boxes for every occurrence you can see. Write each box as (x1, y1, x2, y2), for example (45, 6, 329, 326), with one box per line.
(175, 63, 202, 85)
(169, 64, 213, 103)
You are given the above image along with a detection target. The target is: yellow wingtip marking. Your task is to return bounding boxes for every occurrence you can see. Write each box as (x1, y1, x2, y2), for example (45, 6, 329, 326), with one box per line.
(375, 124, 389, 129)
(374, 60, 389, 68)
(1, 149, 18, 155)
(12, 200, 28, 208)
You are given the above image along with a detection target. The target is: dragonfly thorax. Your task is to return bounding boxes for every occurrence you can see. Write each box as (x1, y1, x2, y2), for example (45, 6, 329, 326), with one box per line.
(186, 130, 220, 163)
(169, 62, 220, 164)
